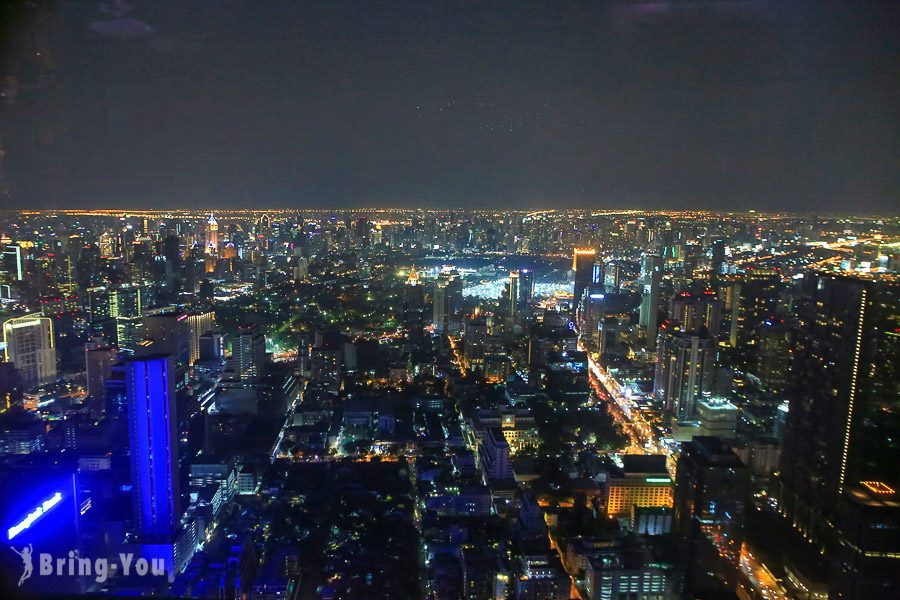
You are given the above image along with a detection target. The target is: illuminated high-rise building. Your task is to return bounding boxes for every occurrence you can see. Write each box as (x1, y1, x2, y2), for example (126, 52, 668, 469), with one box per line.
(710, 238, 726, 275)
(507, 270, 520, 317)
(403, 268, 426, 335)
(109, 283, 143, 318)
(668, 290, 723, 337)
(572, 247, 596, 308)
(126, 354, 180, 540)
(576, 288, 606, 350)
(603, 261, 622, 292)
(606, 455, 672, 517)
(3, 314, 56, 389)
(778, 274, 899, 544)
(518, 268, 534, 308)
(755, 316, 792, 394)
(206, 212, 219, 255)
(2, 243, 23, 281)
(722, 268, 783, 367)
(109, 284, 144, 348)
(654, 322, 715, 420)
(639, 253, 663, 348)
(432, 270, 463, 334)
(185, 310, 216, 366)
(234, 323, 266, 383)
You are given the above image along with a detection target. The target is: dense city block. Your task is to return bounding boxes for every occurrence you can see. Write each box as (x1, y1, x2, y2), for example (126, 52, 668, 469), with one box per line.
(0, 210, 897, 599)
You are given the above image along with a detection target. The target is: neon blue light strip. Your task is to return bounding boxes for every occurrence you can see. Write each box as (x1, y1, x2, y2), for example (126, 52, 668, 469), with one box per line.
(7, 492, 63, 540)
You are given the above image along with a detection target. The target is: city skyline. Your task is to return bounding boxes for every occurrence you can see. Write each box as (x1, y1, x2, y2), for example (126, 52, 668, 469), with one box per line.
(0, 208, 897, 598)
(0, 0, 898, 598)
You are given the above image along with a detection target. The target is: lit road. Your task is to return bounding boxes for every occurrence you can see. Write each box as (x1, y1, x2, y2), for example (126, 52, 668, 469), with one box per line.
(738, 545, 788, 600)
(580, 342, 664, 457)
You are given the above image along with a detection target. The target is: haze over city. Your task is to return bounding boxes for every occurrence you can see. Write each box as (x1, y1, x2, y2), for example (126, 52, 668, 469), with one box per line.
(1, 1, 898, 212)
(0, 2, 898, 600)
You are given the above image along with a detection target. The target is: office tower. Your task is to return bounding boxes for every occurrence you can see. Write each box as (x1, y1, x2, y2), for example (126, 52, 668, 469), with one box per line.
(206, 212, 219, 255)
(591, 260, 604, 287)
(292, 256, 309, 282)
(402, 269, 426, 335)
(234, 324, 266, 383)
(572, 247, 596, 308)
(198, 332, 225, 362)
(674, 436, 750, 597)
(433, 277, 450, 333)
(3, 314, 56, 388)
(507, 270, 520, 316)
(639, 254, 663, 348)
(163, 233, 181, 264)
(603, 261, 622, 292)
(710, 239, 726, 275)
(143, 312, 192, 389)
(85, 344, 117, 416)
(669, 290, 723, 337)
(2, 243, 23, 280)
(463, 316, 487, 367)
(99, 231, 115, 257)
(86, 286, 110, 319)
(185, 311, 216, 365)
(778, 274, 899, 546)
(755, 317, 792, 393)
(830, 483, 900, 599)
(432, 270, 463, 334)
(654, 322, 715, 420)
(576, 287, 606, 350)
(126, 354, 180, 540)
(722, 268, 783, 366)
(109, 283, 144, 347)
(518, 268, 534, 308)
(255, 213, 272, 249)
(109, 284, 143, 318)
(63, 235, 81, 284)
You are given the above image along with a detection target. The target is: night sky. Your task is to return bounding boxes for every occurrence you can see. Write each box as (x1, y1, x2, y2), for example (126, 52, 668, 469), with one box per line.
(1, 1, 897, 212)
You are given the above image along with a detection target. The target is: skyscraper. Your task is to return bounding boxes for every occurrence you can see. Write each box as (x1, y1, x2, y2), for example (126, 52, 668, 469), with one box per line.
(109, 283, 144, 347)
(674, 436, 750, 597)
(755, 316, 792, 394)
(2, 244, 23, 281)
(668, 290, 723, 337)
(85, 344, 117, 416)
(402, 268, 426, 335)
(507, 270, 520, 317)
(518, 268, 535, 309)
(710, 239, 726, 276)
(722, 268, 783, 367)
(234, 324, 266, 383)
(639, 253, 663, 348)
(654, 322, 715, 420)
(206, 212, 219, 255)
(126, 354, 180, 540)
(778, 274, 899, 544)
(572, 248, 596, 309)
(185, 311, 216, 366)
(432, 270, 463, 334)
(3, 314, 56, 388)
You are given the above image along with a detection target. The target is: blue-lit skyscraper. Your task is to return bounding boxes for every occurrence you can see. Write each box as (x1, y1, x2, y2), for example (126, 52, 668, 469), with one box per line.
(126, 354, 180, 541)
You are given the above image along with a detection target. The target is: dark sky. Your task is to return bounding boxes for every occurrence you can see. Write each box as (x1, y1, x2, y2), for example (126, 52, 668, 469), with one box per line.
(1, 0, 898, 211)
